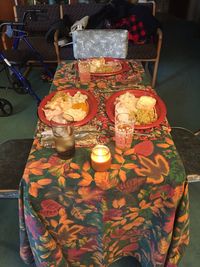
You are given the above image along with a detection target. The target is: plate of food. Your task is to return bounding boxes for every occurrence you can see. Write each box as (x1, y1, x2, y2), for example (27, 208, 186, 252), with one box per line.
(38, 89, 98, 126)
(106, 89, 167, 129)
(77, 58, 128, 76)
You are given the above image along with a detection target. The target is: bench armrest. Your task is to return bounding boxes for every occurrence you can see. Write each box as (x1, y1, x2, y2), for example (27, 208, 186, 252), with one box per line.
(53, 29, 60, 64)
(156, 27, 162, 57)
(156, 27, 163, 41)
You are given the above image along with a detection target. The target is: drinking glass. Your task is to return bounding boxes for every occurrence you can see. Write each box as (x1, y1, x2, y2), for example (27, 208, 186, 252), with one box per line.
(78, 59, 91, 83)
(51, 115, 75, 159)
(115, 113, 134, 150)
(115, 102, 129, 119)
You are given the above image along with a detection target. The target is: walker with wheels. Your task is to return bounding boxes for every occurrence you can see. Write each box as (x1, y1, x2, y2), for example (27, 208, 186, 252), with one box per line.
(0, 9, 53, 116)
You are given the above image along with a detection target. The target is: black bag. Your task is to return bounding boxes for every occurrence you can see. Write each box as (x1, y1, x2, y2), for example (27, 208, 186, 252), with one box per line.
(45, 15, 72, 43)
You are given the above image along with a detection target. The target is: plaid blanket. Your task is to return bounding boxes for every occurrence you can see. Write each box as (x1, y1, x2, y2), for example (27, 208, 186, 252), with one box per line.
(113, 15, 147, 44)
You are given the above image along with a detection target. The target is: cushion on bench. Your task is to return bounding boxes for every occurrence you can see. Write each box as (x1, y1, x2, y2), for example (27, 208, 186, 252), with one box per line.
(72, 29, 128, 59)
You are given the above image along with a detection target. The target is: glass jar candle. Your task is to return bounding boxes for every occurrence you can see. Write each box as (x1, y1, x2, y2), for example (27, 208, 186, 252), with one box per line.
(91, 145, 111, 172)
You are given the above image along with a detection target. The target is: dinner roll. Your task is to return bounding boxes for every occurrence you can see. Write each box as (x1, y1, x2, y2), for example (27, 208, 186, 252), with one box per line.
(136, 96, 156, 110)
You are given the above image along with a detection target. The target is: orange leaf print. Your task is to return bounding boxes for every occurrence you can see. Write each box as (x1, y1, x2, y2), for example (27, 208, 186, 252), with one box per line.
(67, 173, 81, 179)
(111, 219, 127, 228)
(82, 161, 91, 172)
(94, 172, 115, 190)
(117, 178, 146, 194)
(108, 240, 118, 252)
(59, 224, 84, 242)
(58, 176, 66, 187)
(124, 148, 135, 156)
(37, 179, 52, 186)
(33, 139, 41, 150)
(157, 143, 170, 148)
(172, 185, 184, 203)
(112, 197, 126, 208)
(50, 219, 58, 228)
(123, 217, 145, 230)
(165, 137, 174, 145)
(122, 243, 139, 253)
(123, 163, 137, 169)
(71, 207, 85, 220)
(110, 164, 121, 170)
(114, 154, 125, 164)
(119, 169, 127, 182)
(134, 141, 154, 157)
(70, 163, 80, 170)
(139, 200, 151, 209)
(178, 213, 189, 223)
(115, 147, 123, 155)
(78, 171, 93, 186)
(23, 169, 31, 183)
(77, 187, 103, 203)
(135, 154, 169, 185)
(158, 238, 169, 255)
(153, 198, 163, 208)
(29, 182, 40, 198)
(82, 171, 93, 181)
(28, 161, 41, 168)
(49, 165, 65, 176)
(40, 163, 52, 169)
(121, 219, 127, 225)
(164, 201, 175, 208)
(28, 161, 50, 169)
(60, 218, 74, 225)
(156, 155, 169, 175)
(126, 212, 138, 220)
(77, 187, 90, 198)
(123, 222, 135, 231)
(110, 169, 119, 179)
(43, 239, 57, 251)
(59, 207, 66, 217)
(133, 216, 145, 226)
(31, 169, 43, 176)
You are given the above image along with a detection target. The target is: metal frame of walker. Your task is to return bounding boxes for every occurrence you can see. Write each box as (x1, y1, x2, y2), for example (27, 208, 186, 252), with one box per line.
(0, 9, 54, 116)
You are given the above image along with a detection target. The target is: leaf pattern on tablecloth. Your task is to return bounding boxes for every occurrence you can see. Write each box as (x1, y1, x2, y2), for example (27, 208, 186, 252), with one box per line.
(134, 154, 169, 184)
(19, 61, 189, 267)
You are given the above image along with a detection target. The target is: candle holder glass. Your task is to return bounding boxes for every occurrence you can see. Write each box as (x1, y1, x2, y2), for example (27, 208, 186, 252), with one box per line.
(91, 145, 111, 172)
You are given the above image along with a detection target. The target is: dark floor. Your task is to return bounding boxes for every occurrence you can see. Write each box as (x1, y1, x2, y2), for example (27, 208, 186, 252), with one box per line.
(156, 13, 200, 132)
(0, 13, 200, 267)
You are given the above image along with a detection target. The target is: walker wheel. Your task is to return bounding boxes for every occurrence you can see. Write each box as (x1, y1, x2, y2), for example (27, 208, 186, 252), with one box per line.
(0, 99, 13, 116)
(12, 80, 28, 94)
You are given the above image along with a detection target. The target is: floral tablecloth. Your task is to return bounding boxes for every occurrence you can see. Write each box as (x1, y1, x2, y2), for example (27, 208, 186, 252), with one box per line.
(19, 60, 189, 267)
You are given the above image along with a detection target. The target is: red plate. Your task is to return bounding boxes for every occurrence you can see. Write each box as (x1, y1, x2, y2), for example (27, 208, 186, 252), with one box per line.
(106, 89, 167, 129)
(38, 89, 98, 126)
(76, 58, 129, 77)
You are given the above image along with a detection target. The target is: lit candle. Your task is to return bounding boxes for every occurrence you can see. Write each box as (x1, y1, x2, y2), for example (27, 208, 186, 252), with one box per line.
(91, 145, 111, 172)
